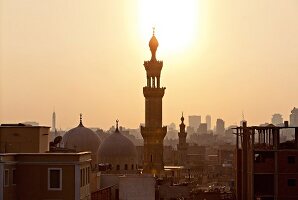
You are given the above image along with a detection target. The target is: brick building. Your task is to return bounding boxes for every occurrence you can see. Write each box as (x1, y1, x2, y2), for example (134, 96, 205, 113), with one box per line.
(234, 121, 298, 200)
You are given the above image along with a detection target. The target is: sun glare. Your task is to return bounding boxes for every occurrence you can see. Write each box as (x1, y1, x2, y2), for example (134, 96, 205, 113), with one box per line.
(139, 0, 198, 55)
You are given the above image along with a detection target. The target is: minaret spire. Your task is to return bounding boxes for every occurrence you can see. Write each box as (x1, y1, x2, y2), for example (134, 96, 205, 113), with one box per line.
(115, 119, 119, 132)
(79, 113, 83, 127)
(177, 113, 188, 166)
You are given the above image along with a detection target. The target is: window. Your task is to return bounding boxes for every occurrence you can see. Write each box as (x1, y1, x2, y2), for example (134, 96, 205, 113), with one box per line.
(83, 168, 85, 186)
(80, 169, 83, 187)
(12, 169, 16, 185)
(86, 167, 89, 184)
(125, 164, 128, 170)
(4, 169, 9, 187)
(288, 178, 296, 187)
(116, 165, 120, 170)
(131, 164, 134, 170)
(288, 156, 296, 164)
(48, 168, 62, 190)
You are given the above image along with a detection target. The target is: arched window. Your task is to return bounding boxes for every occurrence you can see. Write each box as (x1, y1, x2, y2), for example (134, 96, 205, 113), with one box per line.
(116, 165, 120, 170)
(131, 164, 134, 170)
(125, 164, 128, 170)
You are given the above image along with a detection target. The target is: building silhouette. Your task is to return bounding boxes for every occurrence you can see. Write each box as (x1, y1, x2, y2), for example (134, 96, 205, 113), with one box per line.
(52, 111, 56, 132)
(271, 113, 283, 126)
(290, 107, 298, 126)
(50, 111, 59, 142)
(188, 115, 201, 132)
(140, 30, 167, 175)
(234, 121, 298, 200)
(0, 124, 92, 200)
(206, 115, 211, 131)
(177, 113, 188, 165)
(216, 118, 225, 135)
(197, 123, 207, 135)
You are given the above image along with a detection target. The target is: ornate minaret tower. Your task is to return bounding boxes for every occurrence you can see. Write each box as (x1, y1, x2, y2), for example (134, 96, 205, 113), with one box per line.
(141, 29, 167, 175)
(177, 113, 188, 165)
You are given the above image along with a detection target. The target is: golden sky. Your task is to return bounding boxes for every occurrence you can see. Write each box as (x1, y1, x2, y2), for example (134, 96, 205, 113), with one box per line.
(1, 0, 298, 130)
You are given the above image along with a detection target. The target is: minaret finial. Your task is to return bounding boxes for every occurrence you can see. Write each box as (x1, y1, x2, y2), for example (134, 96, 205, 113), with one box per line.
(149, 27, 159, 61)
(79, 113, 83, 126)
(116, 119, 119, 132)
(181, 112, 184, 123)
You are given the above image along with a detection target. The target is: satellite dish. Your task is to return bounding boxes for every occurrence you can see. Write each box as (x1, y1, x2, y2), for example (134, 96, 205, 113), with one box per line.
(53, 136, 62, 145)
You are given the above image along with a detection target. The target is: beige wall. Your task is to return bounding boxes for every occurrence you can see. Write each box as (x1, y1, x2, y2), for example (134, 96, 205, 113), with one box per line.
(0, 152, 91, 200)
(119, 175, 155, 200)
(0, 126, 50, 153)
(17, 164, 75, 199)
(3, 163, 17, 200)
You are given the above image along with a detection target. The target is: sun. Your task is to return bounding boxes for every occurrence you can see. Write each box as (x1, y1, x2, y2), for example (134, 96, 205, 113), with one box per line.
(138, 0, 198, 55)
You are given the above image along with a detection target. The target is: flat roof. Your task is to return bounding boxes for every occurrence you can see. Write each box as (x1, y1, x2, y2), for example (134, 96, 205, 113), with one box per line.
(0, 151, 91, 156)
(164, 166, 185, 170)
(232, 126, 298, 130)
(0, 123, 50, 128)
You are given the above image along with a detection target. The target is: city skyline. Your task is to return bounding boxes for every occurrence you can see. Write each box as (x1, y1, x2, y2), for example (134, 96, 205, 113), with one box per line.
(1, 1, 298, 130)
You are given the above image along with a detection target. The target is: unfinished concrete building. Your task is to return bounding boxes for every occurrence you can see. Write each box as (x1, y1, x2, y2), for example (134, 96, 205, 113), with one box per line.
(234, 121, 298, 200)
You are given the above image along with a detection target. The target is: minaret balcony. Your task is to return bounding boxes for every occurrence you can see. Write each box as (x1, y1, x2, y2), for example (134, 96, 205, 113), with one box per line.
(143, 87, 165, 98)
(140, 126, 167, 139)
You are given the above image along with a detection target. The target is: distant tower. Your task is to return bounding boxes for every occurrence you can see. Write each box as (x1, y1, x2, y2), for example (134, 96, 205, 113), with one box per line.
(177, 113, 188, 166)
(51, 111, 56, 132)
(141, 29, 167, 175)
(271, 113, 283, 126)
(216, 118, 225, 134)
(188, 115, 201, 132)
(290, 107, 298, 126)
(206, 115, 211, 131)
(51, 111, 58, 142)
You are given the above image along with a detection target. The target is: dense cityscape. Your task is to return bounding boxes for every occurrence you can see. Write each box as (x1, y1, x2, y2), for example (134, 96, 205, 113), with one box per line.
(1, 31, 298, 200)
(1, 1, 298, 200)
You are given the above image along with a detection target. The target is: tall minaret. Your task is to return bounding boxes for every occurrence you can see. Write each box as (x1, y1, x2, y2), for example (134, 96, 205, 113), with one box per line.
(177, 113, 188, 165)
(141, 29, 167, 175)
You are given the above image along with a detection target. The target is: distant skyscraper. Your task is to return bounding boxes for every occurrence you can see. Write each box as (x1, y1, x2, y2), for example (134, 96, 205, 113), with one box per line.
(51, 111, 56, 132)
(206, 115, 211, 130)
(141, 30, 167, 175)
(290, 107, 298, 126)
(197, 123, 207, 134)
(271, 113, 283, 126)
(188, 115, 201, 132)
(216, 118, 225, 134)
(186, 126, 195, 135)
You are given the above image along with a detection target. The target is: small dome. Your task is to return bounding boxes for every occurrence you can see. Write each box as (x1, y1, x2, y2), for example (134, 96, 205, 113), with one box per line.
(98, 129, 137, 159)
(63, 116, 101, 165)
(98, 122, 138, 173)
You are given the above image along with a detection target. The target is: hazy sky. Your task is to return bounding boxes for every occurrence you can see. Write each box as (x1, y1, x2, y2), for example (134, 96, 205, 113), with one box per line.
(1, 0, 298, 130)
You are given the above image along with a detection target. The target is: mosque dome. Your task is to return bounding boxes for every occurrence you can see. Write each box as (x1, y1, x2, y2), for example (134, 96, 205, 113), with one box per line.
(63, 114, 101, 165)
(98, 121, 138, 173)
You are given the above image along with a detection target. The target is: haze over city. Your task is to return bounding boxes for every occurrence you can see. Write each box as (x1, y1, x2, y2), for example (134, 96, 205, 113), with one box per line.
(1, 0, 298, 130)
